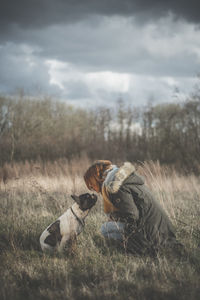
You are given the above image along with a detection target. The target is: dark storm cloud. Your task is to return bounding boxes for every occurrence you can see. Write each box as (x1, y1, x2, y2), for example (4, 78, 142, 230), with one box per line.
(0, 0, 200, 33)
(12, 20, 198, 78)
(0, 0, 199, 107)
(0, 14, 199, 100)
(0, 42, 61, 95)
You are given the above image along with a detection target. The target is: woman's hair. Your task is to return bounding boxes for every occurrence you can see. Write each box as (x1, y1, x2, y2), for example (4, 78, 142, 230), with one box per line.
(84, 160, 112, 191)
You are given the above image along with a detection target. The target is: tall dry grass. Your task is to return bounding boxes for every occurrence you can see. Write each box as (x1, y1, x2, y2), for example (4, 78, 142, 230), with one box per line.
(0, 160, 199, 300)
(0, 156, 92, 182)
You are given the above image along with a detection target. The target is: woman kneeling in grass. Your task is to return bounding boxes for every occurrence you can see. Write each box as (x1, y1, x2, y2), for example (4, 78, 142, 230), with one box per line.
(84, 160, 182, 256)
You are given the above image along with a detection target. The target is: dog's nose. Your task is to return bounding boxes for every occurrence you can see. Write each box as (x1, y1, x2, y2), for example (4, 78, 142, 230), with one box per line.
(91, 194, 97, 200)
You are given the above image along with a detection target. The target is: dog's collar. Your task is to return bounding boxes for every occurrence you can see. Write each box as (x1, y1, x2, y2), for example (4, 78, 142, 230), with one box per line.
(70, 207, 85, 227)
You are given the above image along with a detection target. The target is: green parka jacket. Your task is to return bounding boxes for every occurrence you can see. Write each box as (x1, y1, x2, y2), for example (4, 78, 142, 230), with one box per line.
(103, 162, 178, 255)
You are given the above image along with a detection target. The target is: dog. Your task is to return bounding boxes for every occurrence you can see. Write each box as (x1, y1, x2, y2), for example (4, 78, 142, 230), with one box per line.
(40, 193, 97, 253)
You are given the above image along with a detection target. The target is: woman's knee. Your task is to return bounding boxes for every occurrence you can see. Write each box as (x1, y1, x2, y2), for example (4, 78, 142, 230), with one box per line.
(101, 222, 125, 241)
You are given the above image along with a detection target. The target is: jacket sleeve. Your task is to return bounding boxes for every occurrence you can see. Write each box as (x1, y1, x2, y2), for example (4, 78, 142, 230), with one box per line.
(108, 186, 139, 229)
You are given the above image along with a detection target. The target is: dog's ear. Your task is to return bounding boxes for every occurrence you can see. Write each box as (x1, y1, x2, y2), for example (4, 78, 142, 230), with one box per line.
(71, 194, 81, 205)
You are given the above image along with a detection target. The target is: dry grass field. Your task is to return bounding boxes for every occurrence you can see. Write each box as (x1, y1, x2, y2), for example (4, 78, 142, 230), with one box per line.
(0, 160, 200, 300)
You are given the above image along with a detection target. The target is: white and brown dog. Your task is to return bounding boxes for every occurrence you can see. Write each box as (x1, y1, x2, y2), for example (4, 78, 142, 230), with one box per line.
(40, 193, 97, 253)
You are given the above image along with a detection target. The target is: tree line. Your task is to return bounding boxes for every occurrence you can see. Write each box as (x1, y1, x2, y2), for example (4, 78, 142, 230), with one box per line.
(0, 90, 200, 173)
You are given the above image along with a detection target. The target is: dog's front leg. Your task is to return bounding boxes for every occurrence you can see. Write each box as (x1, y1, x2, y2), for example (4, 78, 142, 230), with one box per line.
(58, 233, 77, 254)
(67, 234, 77, 255)
(57, 233, 70, 253)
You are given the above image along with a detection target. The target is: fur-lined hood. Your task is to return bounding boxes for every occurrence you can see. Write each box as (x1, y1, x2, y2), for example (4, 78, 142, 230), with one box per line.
(103, 162, 144, 194)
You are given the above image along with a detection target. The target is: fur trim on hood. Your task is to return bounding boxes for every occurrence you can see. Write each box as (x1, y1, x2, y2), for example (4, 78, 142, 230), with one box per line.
(104, 162, 136, 194)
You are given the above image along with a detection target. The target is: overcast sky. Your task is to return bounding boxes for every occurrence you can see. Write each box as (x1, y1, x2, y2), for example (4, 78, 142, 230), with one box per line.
(1, 0, 200, 107)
